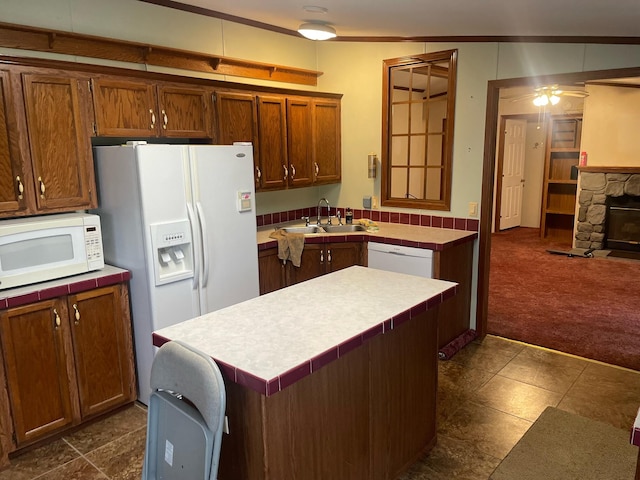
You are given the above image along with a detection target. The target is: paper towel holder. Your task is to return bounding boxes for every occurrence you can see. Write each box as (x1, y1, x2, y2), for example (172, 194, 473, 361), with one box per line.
(367, 153, 377, 179)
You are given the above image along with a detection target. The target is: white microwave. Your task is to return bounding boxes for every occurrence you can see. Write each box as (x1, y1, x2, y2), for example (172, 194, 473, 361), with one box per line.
(0, 213, 104, 291)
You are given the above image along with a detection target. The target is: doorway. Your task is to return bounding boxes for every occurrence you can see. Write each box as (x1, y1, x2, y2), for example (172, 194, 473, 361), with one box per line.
(494, 114, 547, 233)
(476, 65, 640, 339)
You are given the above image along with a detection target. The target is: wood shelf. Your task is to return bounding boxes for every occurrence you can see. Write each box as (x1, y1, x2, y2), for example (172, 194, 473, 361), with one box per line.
(545, 209, 575, 215)
(540, 115, 582, 243)
(0, 21, 322, 86)
(548, 179, 577, 185)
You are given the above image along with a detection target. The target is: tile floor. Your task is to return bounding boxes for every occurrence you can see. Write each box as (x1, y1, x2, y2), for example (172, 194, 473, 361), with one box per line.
(1, 335, 639, 479)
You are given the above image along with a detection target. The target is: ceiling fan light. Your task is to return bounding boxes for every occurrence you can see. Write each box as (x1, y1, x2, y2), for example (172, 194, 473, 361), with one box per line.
(298, 22, 336, 40)
(550, 95, 560, 105)
(533, 94, 548, 107)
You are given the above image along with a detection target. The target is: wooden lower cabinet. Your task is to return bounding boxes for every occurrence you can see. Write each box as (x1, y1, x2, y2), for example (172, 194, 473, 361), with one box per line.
(258, 248, 286, 295)
(0, 298, 76, 445)
(433, 241, 474, 349)
(0, 284, 136, 461)
(289, 243, 363, 285)
(69, 286, 136, 419)
(259, 243, 363, 294)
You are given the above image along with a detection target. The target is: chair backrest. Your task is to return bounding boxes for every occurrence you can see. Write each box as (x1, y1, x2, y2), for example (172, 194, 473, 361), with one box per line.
(142, 341, 226, 480)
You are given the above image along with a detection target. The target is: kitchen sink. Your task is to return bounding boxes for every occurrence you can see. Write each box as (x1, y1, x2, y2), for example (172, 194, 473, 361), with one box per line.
(281, 226, 324, 234)
(321, 224, 367, 233)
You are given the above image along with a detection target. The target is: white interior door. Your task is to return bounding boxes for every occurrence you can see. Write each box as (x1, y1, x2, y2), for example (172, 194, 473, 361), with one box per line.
(500, 119, 526, 230)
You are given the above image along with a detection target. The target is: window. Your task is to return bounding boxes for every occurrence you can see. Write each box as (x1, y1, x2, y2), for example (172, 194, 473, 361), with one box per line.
(381, 50, 457, 210)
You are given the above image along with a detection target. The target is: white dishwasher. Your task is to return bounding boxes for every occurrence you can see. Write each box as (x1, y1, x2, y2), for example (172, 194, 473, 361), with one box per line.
(367, 242, 434, 278)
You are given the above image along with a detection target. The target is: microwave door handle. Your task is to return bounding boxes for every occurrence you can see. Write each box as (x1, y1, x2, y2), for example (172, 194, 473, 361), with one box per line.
(195, 202, 210, 289)
(186, 204, 200, 290)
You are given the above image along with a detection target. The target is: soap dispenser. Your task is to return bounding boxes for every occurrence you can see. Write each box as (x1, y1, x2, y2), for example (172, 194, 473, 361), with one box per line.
(345, 207, 353, 224)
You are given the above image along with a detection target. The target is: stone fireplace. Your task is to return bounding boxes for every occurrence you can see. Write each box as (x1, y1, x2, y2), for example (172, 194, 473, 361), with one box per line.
(576, 168, 640, 250)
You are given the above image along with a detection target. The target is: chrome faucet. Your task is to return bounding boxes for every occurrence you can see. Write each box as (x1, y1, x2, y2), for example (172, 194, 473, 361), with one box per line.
(317, 197, 331, 225)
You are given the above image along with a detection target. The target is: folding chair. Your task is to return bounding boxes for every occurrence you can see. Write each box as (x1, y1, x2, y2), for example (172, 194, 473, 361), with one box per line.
(141, 340, 226, 480)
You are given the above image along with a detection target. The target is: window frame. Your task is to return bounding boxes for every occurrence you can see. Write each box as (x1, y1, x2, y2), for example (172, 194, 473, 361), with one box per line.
(381, 49, 458, 210)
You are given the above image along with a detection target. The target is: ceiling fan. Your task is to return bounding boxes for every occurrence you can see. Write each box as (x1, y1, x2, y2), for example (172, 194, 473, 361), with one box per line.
(502, 85, 589, 106)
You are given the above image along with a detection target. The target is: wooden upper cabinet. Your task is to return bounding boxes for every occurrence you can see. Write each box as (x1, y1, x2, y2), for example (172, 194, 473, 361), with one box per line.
(215, 91, 258, 145)
(286, 97, 314, 188)
(22, 72, 96, 212)
(257, 95, 288, 190)
(215, 91, 260, 185)
(312, 98, 341, 184)
(0, 69, 31, 216)
(0, 299, 77, 445)
(91, 78, 157, 137)
(69, 285, 135, 419)
(157, 85, 213, 138)
(91, 78, 214, 138)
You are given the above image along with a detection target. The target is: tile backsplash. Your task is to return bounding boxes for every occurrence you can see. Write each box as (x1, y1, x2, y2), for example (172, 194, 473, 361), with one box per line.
(257, 207, 479, 232)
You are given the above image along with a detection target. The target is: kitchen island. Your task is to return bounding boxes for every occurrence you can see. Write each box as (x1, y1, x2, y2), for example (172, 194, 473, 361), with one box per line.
(153, 266, 456, 480)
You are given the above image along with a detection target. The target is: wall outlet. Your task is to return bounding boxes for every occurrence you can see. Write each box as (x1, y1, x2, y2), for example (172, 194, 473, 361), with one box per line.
(372, 196, 379, 209)
(468, 202, 478, 217)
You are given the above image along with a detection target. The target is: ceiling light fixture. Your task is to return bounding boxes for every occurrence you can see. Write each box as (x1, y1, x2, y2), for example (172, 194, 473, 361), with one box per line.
(298, 22, 337, 41)
(532, 92, 560, 107)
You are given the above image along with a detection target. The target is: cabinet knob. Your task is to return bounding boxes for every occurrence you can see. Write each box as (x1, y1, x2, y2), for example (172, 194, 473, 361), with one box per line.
(282, 164, 288, 181)
(314, 162, 319, 178)
(149, 109, 156, 129)
(256, 167, 261, 183)
(15, 176, 24, 199)
(38, 177, 46, 198)
(320, 251, 324, 264)
(72, 303, 80, 325)
(290, 164, 296, 180)
(53, 308, 61, 328)
(162, 109, 168, 129)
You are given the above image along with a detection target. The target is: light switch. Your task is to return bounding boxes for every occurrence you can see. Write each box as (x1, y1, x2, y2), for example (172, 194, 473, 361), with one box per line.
(468, 202, 478, 217)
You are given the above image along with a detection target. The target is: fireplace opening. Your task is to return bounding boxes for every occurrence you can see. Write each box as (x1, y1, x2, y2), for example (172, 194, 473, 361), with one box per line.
(605, 195, 640, 252)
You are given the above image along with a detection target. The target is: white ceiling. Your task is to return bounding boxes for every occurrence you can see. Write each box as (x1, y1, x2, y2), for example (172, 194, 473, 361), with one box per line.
(164, 0, 640, 39)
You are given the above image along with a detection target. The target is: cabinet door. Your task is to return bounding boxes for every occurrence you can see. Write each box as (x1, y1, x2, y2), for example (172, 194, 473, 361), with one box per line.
(157, 84, 214, 138)
(22, 73, 95, 212)
(215, 91, 260, 186)
(92, 77, 159, 137)
(0, 69, 31, 216)
(258, 248, 286, 295)
(326, 242, 362, 273)
(257, 96, 288, 190)
(68, 285, 135, 419)
(287, 244, 324, 285)
(312, 98, 341, 184)
(0, 299, 77, 445)
(286, 97, 314, 188)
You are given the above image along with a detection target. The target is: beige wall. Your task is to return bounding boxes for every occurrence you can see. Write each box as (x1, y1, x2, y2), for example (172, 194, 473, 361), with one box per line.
(4, 0, 640, 327)
(581, 84, 640, 167)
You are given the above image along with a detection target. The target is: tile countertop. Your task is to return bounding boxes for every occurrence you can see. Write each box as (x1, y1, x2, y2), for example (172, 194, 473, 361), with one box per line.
(256, 221, 477, 251)
(0, 265, 131, 309)
(153, 265, 457, 397)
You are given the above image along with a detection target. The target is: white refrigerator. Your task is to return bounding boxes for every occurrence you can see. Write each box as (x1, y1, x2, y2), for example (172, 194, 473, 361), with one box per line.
(93, 143, 259, 404)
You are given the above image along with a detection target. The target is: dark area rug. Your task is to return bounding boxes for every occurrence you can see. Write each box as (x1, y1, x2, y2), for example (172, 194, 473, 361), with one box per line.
(488, 227, 640, 371)
(489, 407, 637, 480)
(490, 407, 637, 480)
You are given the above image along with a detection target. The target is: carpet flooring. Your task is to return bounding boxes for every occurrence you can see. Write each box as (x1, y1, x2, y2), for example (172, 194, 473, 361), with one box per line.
(490, 407, 637, 480)
(488, 227, 640, 371)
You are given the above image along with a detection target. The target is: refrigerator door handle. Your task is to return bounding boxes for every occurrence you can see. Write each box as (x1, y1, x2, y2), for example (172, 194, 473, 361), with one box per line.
(196, 201, 210, 288)
(186, 203, 200, 290)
